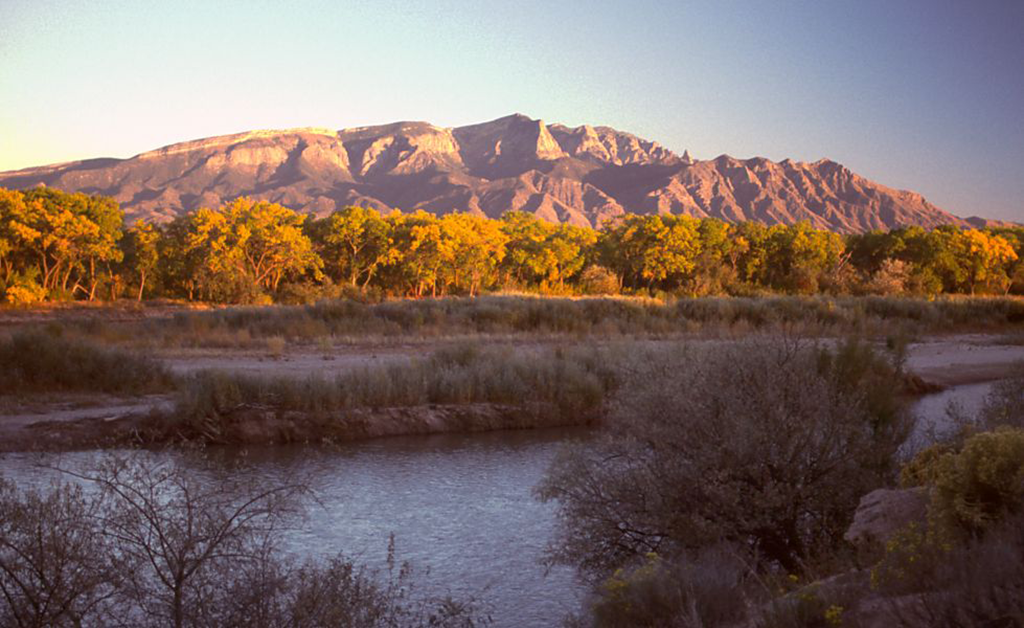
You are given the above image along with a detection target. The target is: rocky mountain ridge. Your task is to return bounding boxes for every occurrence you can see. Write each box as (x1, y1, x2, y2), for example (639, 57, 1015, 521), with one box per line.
(0, 114, 971, 232)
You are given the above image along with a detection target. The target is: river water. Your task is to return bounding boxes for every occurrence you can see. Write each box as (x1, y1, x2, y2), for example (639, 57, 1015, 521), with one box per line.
(0, 383, 997, 627)
(0, 428, 589, 627)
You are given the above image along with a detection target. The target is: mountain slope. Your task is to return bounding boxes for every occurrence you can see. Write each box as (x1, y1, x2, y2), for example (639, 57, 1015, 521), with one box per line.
(0, 114, 967, 232)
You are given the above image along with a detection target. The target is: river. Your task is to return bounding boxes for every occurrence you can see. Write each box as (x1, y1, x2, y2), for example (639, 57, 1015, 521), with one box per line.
(0, 383, 997, 627)
(0, 428, 590, 627)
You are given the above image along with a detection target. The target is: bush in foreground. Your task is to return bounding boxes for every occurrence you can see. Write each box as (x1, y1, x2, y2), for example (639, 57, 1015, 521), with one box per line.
(538, 337, 911, 580)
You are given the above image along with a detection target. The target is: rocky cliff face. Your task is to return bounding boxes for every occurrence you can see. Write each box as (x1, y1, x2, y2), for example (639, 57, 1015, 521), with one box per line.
(0, 113, 967, 232)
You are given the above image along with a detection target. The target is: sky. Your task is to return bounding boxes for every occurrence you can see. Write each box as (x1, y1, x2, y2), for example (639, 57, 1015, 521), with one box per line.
(1, 0, 1022, 222)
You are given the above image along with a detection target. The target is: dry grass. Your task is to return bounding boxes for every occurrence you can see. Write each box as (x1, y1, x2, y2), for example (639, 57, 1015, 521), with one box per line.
(0, 329, 174, 395)
(35, 294, 1024, 350)
(169, 342, 619, 441)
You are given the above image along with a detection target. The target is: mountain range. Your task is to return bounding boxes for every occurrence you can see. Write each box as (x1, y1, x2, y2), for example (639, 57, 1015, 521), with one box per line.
(0, 114, 993, 232)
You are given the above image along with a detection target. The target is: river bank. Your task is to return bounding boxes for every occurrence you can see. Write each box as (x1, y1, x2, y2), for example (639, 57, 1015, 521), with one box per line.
(1, 333, 1021, 452)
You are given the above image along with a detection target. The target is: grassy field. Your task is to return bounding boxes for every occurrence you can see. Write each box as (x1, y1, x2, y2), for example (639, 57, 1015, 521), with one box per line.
(4, 294, 1023, 350)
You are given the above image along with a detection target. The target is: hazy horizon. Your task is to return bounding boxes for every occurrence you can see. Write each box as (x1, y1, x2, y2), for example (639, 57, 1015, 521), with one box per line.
(1, 0, 1022, 222)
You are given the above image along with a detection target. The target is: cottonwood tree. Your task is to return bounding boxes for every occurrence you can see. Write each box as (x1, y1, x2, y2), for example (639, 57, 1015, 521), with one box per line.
(438, 213, 507, 296)
(0, 189, 20, 289)
(499, 211, 552, 286)
(3, 188, 123, 300)
(121, 221, 161, 301)
(160, 199, 321, 301)
(314, 206, 394, 288)
(599, 214, 701, 291)
(223, 198, 322, 292)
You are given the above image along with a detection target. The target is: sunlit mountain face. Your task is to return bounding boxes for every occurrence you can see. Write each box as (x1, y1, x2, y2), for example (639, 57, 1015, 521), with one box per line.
(0, 113, 969, 232)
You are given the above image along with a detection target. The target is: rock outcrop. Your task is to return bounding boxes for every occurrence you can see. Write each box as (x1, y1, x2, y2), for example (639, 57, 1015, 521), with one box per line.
(844, 487, 929, 550)
(0, 113, 971, 232)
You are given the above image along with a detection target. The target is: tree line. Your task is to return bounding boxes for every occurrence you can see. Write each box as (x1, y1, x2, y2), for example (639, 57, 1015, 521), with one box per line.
(1, 186, 1021, 304)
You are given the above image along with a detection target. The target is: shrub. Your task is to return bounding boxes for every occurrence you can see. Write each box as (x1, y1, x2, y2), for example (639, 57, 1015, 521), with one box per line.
(928, 427, 1024, 537)
(585, 549, 752, 628)
(63, 295, 1024, 350)
(899, 443, 953, 488)
(869, 522, 947, 594)
(3, 282, 47, 305)
(538, 337, 911, 579)
(0, 454, 489, 628)
(579, 266, 620, 295)
(0, 477, 113, 627)
(872, 511, 1024, 626)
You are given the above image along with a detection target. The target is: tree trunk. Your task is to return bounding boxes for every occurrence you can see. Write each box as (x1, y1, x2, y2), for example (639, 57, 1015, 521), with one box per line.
(361, 267, 376, 290)
(137, 270, 146, 302)
(173, 581, 184, 628)
(88, 258, 97, 301)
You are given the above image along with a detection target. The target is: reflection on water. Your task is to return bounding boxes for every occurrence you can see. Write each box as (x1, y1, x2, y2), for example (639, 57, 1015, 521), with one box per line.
(0, 428, 591, 628)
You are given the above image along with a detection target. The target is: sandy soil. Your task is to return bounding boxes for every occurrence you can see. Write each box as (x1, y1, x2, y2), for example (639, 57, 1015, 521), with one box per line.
(0, 396, 174, 429)
(905, 334, 1024, 387)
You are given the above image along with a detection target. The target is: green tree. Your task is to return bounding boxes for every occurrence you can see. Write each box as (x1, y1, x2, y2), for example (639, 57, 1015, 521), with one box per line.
(438, 213, 508, 296)
(690, 218, 736, 295)
(224, 198, 322, 293)
(600, 215, 701, 291)
(762, 222, 845, 293)
(317, 206, 393, 288)
(500, 211, 554, 286)
(121, 222, 161, 301)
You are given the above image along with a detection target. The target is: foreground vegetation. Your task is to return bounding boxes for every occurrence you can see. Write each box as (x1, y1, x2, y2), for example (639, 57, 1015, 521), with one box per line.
(166, 343, 615, 444)
(0, 454, 487, 628)
(2, 324, 1023, 625)
(2, 187, 1022, 306)
(540, 339, 1024, 627)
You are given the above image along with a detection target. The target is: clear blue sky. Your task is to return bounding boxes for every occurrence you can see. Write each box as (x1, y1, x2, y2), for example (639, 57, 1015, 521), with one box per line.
(1, 0, 1022, 221)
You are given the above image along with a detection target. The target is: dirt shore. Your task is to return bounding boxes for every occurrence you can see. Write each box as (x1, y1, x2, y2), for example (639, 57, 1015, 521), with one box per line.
(905, 334, 1024, 387)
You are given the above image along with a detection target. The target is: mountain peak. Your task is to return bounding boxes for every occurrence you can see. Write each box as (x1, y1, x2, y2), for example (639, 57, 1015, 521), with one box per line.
(0, 114, 970, 232)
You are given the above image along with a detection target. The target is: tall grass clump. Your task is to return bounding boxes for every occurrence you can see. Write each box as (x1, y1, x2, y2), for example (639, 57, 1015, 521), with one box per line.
(174, 343, 617, 430)
(0, 329, 174, 395)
